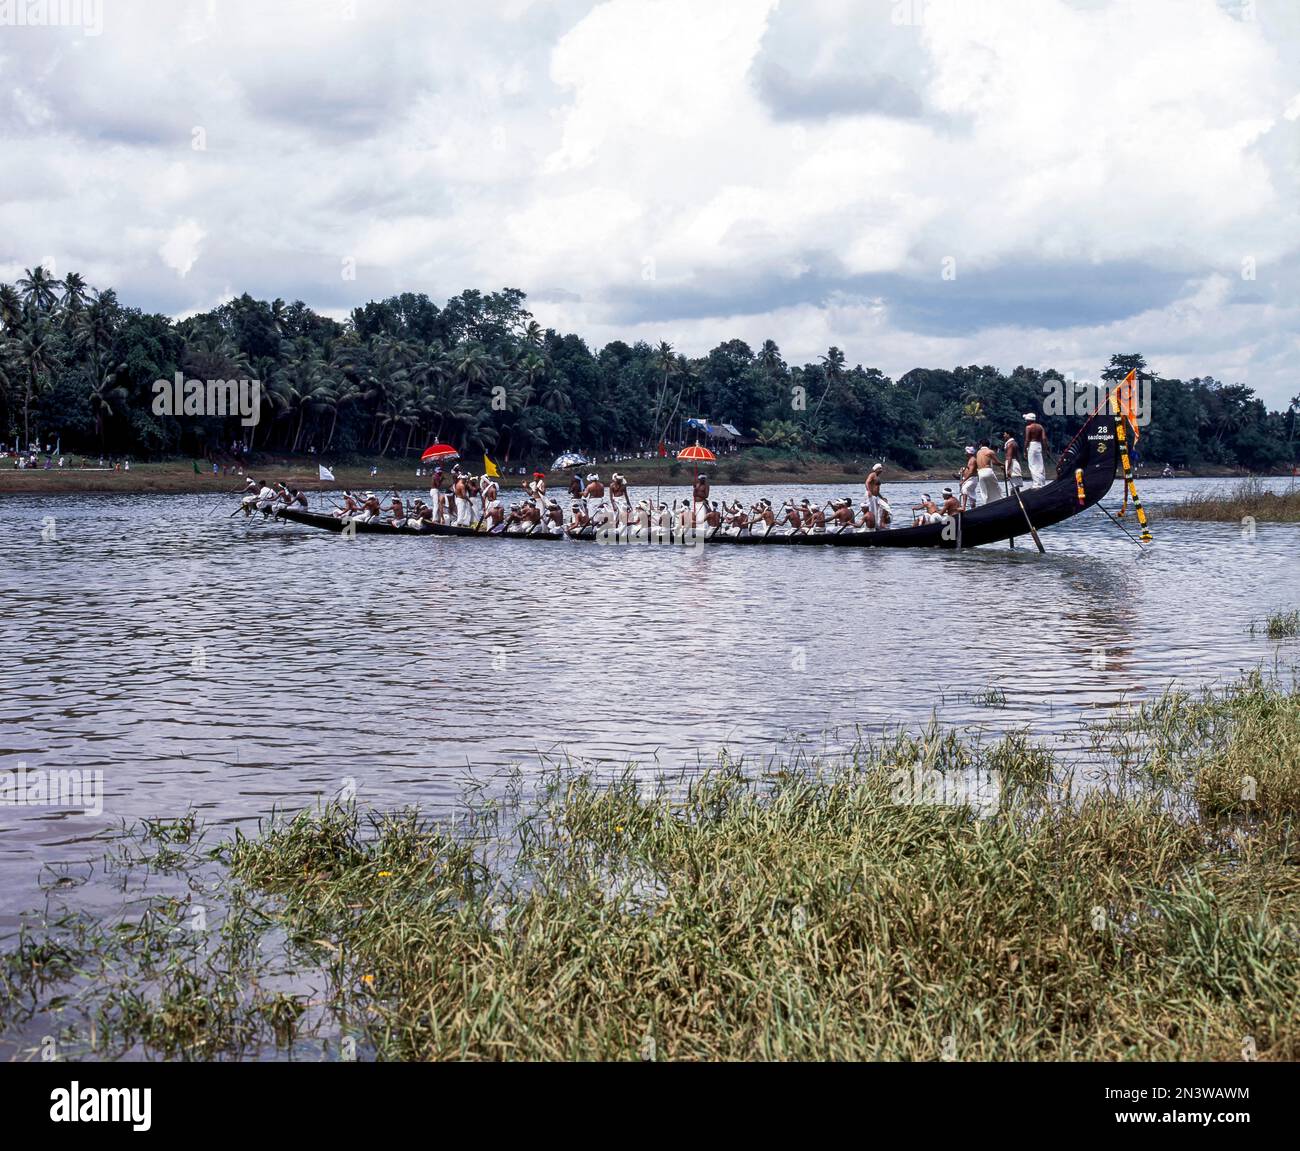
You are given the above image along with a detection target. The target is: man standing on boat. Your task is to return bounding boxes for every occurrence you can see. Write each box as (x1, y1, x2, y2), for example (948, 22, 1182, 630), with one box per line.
(609, 472, 630, 521)
(864, 463, 885, 528)
(1002, 430, 1024, 491)
(454, 470, 472, 526)
(429, 467, 446, 522)
(1023, 412, 1049, 487)
(974, 441, 1003, 505)
(958, 447, 978, 510)
(692, 473, 710, 526)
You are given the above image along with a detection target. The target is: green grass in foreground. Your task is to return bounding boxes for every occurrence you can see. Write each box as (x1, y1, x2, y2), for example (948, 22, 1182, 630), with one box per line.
(2, 673, 1298, 1061)
(1163, 476, 1300, 522)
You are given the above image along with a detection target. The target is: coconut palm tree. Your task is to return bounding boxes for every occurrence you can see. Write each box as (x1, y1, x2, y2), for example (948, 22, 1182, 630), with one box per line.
(758, 339, 784, 376)
(16, 266, 59, 312)
(88, 364, 129, 450)
(0, 284, 22, 334)
(18, 314, 53, 447)
(812, 346, 846, 419)
(61, 272, 88, 312)
(650, 340, 677, 434)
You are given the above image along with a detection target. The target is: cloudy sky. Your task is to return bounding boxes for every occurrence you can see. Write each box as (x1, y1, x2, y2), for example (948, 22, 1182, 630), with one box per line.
(2, 0, 1298, 405)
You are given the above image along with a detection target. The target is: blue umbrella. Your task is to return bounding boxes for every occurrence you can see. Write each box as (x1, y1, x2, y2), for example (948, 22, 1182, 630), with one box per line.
(551, 452, 589, 470)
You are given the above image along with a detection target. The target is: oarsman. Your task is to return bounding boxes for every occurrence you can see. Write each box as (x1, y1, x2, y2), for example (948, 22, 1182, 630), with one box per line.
(498, 501, 523, 533)
(652, 502, 671, 537)
(958, 447, 979, 510)
(255, 480, 278, 515)
(912, 492, 941, 526)
(831, 499, 856, 532)
(864, 463, 884, 528)
(481, 473, 499, 508)
(566, 500, 589, 534)
(480, 494, 505, 531)
(973, 441, 1003, 506)
(544, 498, 565, 534)
(628, 499, 651, 538)
(939, 487, 961, 517)
(676, 499, 694, 534)
(809, 502, 827, 533)
(778, 500, 799, 532)
(334, 490, 362, 518)
(519, 500, 543, 533)
(797, 498, 815, 531)
(854, 499, 877, 532)
(412, 498, 434, 523)
(703, 501, 723, 533)
(755, 499, 778, 535)
(241, 477, 264, 515)
(1001, 430, 1023, 491)
(1023, 412, 1049, 487)
(386, 489, 406, 526)
(360, 491, 382, 521)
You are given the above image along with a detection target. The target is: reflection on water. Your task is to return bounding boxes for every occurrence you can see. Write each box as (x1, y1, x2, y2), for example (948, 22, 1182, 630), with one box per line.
(0, 478, 1296, 923)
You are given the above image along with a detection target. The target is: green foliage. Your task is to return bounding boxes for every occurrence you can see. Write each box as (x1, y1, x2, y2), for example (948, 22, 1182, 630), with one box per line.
(0, 268, 1294, 474)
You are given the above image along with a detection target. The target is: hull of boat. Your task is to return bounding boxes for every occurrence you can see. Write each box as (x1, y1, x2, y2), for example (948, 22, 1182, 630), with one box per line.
(271, 409, 1120, 550)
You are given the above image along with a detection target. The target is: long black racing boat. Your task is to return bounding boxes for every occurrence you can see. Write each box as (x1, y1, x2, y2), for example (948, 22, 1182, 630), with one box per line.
(274, 405, 1120, 550)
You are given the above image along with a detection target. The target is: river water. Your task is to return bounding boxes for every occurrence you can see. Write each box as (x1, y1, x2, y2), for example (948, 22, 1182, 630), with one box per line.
(0, 476, 1297, 925)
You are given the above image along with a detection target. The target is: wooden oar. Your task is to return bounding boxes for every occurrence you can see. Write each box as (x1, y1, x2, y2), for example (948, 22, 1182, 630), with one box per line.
(1013, 488, 1045, 554)
(1004, 474, 1016, 548)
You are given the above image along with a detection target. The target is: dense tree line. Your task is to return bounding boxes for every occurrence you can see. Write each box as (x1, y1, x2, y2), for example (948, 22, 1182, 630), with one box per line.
(2, 267, 1296, 471)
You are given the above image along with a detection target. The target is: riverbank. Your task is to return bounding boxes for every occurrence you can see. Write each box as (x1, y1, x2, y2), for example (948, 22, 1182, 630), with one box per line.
(3, 672, 1296, 1061)
(0, 454, 1282, 495)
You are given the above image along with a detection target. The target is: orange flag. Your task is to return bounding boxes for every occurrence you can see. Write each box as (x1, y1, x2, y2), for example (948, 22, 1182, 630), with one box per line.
(1115, 369, 1142, 441)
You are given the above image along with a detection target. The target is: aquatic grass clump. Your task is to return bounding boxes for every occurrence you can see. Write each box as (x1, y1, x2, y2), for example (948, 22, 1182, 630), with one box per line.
(1109, 671, 1300, 817)
(1, 675, 1298, 1062)
(1163, 477, 1300, 522)
(1250, 610, 1300, 640)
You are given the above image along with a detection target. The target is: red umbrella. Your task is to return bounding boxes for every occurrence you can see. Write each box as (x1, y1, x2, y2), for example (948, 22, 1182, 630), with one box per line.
(676, 444, 716, 466)
(420, 443, 460, 463)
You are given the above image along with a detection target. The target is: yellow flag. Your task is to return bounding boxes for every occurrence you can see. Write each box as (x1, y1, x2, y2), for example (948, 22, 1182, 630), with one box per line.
(483, 453, 500, 478)
(1115, 369, 1142, 441)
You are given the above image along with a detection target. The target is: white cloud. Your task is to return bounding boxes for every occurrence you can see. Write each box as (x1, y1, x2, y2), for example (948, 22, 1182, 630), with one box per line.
(158, 220, 205, 278)
(0, 0, 1297, 405)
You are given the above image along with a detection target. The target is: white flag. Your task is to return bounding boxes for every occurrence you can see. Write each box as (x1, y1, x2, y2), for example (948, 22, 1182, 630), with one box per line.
(318, 464, 335, 481)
